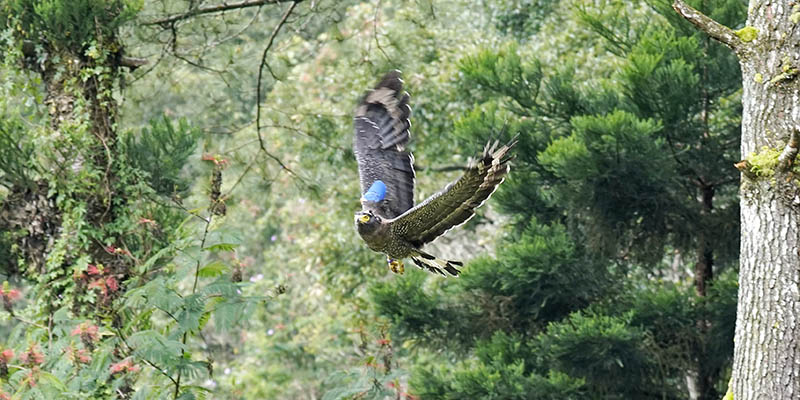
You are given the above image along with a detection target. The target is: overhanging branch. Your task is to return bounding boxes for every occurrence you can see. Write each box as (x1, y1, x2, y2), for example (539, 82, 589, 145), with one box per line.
(255, 1, 305, 182)
(672, 0, 744, 53)
(120, 56, 148, 70)
(143, 0, 304, 26)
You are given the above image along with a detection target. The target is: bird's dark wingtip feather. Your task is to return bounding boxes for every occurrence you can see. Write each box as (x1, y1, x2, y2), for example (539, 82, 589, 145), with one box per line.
(444, 265, 461, 276)
(410, 255, 462, 277)
(376, 70, 404, 92)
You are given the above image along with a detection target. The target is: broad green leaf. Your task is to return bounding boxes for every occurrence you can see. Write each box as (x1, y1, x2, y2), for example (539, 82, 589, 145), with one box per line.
(204, 243, 238, 252)
(198, 261, 228, 278)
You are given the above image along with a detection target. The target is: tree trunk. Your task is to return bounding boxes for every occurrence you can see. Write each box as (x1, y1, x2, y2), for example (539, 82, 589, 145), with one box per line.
(689, 182, 717, 400)
(673, 1, 800, 398)
(735, 21, 800, 400)
(734, 2, 800, 398)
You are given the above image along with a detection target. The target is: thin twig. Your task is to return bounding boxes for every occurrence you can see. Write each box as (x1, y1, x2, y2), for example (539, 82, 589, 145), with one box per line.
(372, 0, 392, 62)
(262, 123, 346, 150)
(222, 159, 257, 199)
(13, 315, 48, 330)
(172, 52, 227, 74)
(255, 1, 306, 182)
(143, 0, 304, 26)
(256, 1, 298, 149)
(115, 327, 180, 387)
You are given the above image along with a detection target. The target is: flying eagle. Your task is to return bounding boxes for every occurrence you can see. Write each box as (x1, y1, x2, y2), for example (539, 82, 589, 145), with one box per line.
(353, 71, 515, 276)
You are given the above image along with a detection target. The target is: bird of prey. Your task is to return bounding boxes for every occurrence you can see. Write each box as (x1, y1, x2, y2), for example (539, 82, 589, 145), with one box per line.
(353, 71, 516, 276)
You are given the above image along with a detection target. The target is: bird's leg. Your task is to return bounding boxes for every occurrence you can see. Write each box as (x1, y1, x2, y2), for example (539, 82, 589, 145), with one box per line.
(387, 257, 404, 275)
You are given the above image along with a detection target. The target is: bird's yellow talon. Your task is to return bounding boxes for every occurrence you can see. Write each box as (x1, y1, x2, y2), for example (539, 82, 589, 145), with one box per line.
(389, 259, 404, 274)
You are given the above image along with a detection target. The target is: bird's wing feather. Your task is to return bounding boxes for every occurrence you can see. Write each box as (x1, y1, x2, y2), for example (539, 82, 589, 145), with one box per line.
(354, 71, 415, 218)
(392, 139, 516, 246)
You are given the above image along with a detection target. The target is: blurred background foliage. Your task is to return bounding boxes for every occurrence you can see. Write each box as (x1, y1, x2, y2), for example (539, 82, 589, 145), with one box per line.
(0, 0, 744, 399)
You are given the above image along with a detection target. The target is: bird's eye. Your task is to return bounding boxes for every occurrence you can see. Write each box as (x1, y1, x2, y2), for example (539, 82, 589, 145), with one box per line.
(358, 214, 371, 223)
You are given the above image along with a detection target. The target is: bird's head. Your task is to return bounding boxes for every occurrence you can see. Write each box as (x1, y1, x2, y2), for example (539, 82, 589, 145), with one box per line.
(354, 210, 381, 234)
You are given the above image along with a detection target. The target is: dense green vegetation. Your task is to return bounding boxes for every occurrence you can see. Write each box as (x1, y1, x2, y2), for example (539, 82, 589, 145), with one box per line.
(0, 0, 744, 399)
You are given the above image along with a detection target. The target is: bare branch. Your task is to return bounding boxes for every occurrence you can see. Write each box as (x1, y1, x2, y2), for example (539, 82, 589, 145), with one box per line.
(778, 128, 800, 172)
(262, 123, 346, 150)
(256, 1, 301, 181)
(372, 0, 393, 63)
(143, 0, 304, 26)
(672, 0, 744, 53)
(120, 56, 148, 70)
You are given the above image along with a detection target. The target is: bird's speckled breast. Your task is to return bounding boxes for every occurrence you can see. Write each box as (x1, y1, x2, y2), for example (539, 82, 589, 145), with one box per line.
(357, 223, 414, 259)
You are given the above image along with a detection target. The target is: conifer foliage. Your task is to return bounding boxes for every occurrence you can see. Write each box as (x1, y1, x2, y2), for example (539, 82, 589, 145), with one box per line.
(372, 1, 744, 399)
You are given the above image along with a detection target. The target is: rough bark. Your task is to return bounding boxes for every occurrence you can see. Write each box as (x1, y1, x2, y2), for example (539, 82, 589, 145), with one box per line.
(735, 1, 800, 398)
(674, 1, 800, 399)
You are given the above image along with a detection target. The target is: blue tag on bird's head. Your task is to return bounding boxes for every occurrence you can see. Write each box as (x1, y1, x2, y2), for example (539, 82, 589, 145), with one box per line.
(363, 180, 387, 202)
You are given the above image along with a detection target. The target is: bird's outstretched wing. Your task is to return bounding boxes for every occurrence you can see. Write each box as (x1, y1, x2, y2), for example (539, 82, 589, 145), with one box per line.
(392, 139, 516, 246)
(354, 71, 415, 219)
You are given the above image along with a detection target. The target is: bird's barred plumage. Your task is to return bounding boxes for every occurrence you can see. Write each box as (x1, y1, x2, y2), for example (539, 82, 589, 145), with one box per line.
(353, 70, 414, 219)
(354, 71, 516, 276)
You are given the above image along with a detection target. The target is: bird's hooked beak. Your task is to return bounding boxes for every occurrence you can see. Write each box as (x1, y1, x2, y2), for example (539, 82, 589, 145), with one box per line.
(358, 214, 371, 224)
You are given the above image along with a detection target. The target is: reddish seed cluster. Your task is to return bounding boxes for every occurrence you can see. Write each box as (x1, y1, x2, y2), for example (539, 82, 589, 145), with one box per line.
(71, 322, 100, 350)
(138, 217, 157, 226)
(71, 322, 99, 340)
(25, 368, 39, 388)
(201, 153, 229, 167)
(105, 245, 131, 257)
(0, 349, 13, 377)
(68, 346, 92, 364)
(75, 264, 120, 300)
(19, 345, 44, 367)
(385, 381, 418, 400)
(74, 264, 102, 281)
(110, 358, 140, 374)
(0, 349, 13, 364)
(0, 285, 21, 313)
(87, 276, 120, 296)
(0, 288, 21, 302)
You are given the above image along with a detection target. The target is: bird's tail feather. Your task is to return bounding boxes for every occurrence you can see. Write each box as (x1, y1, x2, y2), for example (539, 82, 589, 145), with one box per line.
(411, 251, 462, 277)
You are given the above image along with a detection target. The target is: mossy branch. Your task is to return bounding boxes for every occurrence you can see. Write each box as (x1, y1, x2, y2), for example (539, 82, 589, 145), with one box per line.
(672, 0, 746, 55)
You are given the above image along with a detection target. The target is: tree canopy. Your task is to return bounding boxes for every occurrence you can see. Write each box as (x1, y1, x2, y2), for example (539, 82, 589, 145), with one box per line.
(0, 0, 746, 399)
